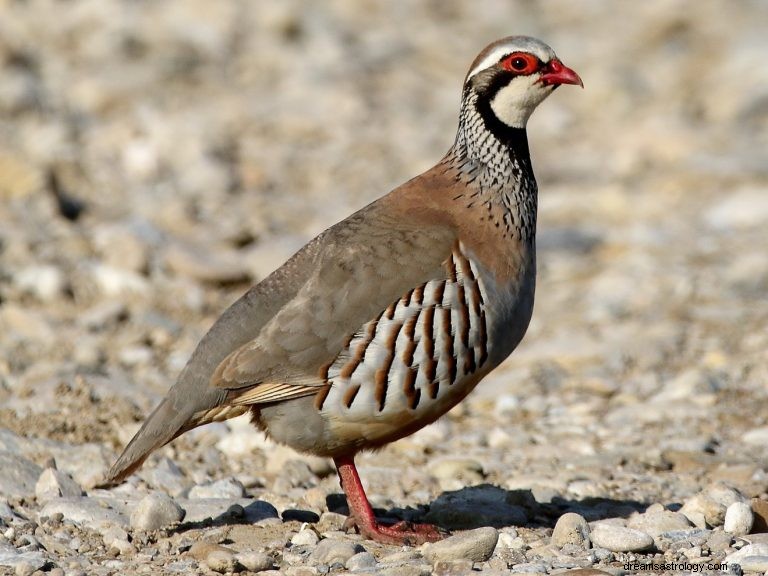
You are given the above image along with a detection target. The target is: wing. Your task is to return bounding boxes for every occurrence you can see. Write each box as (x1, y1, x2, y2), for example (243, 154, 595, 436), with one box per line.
(211, 197, 457, 405)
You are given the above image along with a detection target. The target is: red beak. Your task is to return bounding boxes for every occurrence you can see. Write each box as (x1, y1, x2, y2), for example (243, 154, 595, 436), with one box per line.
(539, 59, 583, 88)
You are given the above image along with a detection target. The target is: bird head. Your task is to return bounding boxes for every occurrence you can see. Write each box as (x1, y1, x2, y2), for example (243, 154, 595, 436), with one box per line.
(464, 36, 583, 130)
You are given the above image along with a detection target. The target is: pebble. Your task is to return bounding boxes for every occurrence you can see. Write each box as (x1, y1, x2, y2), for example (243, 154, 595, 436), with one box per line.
(309, 539, 364, 565)
(141, 458, 191, 497)
(13, 265, 66, 301)
(34, 468, 83, 504)
(235, 550, 273, 572)
(130, 492, 185, 531)
(0, 452, 43, 498)
(188, 477, 245, 499)
(291, 527, 320, 547)
(626, 510, 691, 545)
(427, 458, 484, 490)
(680, 494, 725, 528)
(345, 551, 376, 570)
(206, 549, 237, 573)
(432, 559, 474, 575)
(588, 524, 653, 552)
(654, 528, 710, 552)
(39, 497, 128, 530)
(725, 543, 768, 565)
(737, 555, 768, 572)
(551, 512, 590, 548)
(724, 501, 754, 535)
(705, 187, 768, 230)
(421, 527, 499, 563)
(163, 242, 251, 284)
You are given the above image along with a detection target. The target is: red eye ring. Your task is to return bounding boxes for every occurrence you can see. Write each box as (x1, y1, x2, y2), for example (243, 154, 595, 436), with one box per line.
(501, 52, 540, 75)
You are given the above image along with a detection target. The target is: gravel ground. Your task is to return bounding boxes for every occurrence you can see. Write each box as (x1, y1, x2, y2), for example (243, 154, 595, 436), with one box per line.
(1, 1, 767, 575)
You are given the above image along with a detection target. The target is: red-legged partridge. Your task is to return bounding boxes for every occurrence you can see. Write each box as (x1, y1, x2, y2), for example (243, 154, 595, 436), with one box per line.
(107, 36, 582, 545)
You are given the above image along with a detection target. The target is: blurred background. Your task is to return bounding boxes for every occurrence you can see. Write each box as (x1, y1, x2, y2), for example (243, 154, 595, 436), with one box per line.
(0, 0, 767, 523)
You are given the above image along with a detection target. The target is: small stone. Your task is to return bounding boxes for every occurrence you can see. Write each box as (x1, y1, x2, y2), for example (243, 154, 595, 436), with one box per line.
(34, 469, 83, 504)
(13, 265, 65, 301)
(626, 510, 691, 546)
(102, 525, 129, 548)
(654, 528, 710, 552)
(309, 539, 364, 565)
(427, 458, 484, 490)
(421, 527, 499, 563)
(141, 458, 191, 498)
(39, 497, 128, 530)
(738, 555, 768, 572)
(724, 501, 754, 536)
(0, 452, 43, 498)
(206, 549, 237, 573)
(551, 512, 590, 548)
(164, 242, 251, 284)
(433, 559, 474, 575)
(235, 550, 273, 572)
(316, 512, 346, 532)
(189, 542, 234, 561)
(130, 492, 185, 531)
(725, 543, 768, 566)
(680, 494, 725, 527)
(14, 562, 35, 576)
(291, 528, 320, 547)
(589, 524, 653, 552)
(706, 529, 733, 552)
(188, 477, 245, 499)
(705, 187, 768, 230)
(345, 551, 376, 570)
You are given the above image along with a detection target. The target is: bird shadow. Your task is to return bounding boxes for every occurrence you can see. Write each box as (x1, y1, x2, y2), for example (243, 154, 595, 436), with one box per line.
(327, 483, 649, 532)
(171, 483, 648, 534)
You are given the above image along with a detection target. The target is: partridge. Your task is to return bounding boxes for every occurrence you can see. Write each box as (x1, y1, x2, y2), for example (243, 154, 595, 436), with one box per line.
(106, 36, 582, 545)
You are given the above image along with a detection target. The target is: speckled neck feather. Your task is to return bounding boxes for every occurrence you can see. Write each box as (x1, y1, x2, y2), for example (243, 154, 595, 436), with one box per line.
(443, 88, 538, 244)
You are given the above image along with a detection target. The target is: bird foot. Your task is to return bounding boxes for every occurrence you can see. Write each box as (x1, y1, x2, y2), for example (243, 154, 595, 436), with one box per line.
(343, 516, 446, 545)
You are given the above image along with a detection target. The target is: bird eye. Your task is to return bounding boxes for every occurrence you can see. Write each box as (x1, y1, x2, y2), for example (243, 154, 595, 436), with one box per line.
(501, 52, 539, 75)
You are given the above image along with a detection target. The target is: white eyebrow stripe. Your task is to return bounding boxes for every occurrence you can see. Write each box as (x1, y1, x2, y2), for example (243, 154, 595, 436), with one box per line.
(466, 46, 512, 80)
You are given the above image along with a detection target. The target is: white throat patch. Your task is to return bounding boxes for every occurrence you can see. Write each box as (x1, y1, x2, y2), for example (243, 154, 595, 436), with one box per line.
(489, 76, 553, 128)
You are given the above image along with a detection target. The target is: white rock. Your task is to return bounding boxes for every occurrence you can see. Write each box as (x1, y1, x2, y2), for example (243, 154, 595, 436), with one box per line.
(206, 549, 236, 573)
(346, 551, 376, 570)
(235, 550, 273, 572)
(291, 527, 320, 547)
(102, 525, 129, 548)
(164, 242, 250, 284)
(737, 555, 768, 573)
(34, 469, 83, 504)
(725, 543, 768, 565)
(421, 527, 499, 563)
(130, 492, 185, 531)
(589, 523, 653, 552)
(309, 538, 363, 564)
(742, 426, 768, 446)
(13, 265, 65, 301)
(551, 512, 590, 548)
(39, 497, 128, 530)
(0, 453, 42, 498)
(705, 186, 768, 230)
(627, 510, 691, 545)
(723, 501, 753, 536)
(188, 477, 245, 499)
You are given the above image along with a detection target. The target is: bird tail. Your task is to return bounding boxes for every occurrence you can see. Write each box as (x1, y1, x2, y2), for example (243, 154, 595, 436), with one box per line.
(104, 386, 243, 486)
(104, 396, 188, 485)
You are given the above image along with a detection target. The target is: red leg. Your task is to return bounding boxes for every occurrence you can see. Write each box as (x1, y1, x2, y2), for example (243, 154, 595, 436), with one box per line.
(333, 455, 444, 545)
